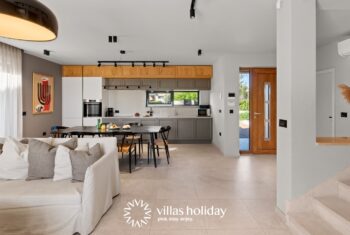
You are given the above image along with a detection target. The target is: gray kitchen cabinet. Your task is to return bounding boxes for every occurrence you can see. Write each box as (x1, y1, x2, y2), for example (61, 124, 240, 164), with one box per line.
(159, 119, 177, 140)
(158, 79, 177, 90)
(142, 79, 158, 90)
(141, 118, 160, 140)
(196, 119, 212, 140)
(123, 118, 141, 125)
(105, 79, 125, 89)
(195, 79, 211, 90)
(177, 79, 195, 89)
(177, 119, 195, 140)
(124, 79, 142, 89)
(141, 118, 160, 126)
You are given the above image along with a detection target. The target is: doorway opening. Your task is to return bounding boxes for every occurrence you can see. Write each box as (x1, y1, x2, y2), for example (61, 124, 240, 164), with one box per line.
(239, 68, 277, 154)
(239, 70, 250, 151)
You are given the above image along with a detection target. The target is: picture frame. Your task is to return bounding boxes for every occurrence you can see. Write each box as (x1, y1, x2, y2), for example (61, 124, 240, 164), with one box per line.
(32, 73, 54, 114)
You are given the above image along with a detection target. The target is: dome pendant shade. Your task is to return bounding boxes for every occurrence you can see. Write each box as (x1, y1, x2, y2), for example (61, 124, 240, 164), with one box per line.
(0, 0, 58, 41)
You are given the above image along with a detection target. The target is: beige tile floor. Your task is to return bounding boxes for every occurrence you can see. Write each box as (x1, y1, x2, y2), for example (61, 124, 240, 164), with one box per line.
(92, 144, 292, 235)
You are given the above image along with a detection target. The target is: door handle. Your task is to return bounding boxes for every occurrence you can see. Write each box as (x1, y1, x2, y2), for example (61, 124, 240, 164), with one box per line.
(254, 112, 262, 115)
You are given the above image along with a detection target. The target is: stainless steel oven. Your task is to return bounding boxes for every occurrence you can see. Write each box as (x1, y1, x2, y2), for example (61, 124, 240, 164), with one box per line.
(83, 100, 102, 117)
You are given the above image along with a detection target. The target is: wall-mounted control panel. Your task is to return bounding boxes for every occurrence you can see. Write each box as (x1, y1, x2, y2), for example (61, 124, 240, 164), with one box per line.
(279, 119, 288, 128)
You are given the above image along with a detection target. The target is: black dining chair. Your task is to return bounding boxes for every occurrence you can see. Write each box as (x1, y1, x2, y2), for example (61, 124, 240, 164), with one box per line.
(50, 126, 69, 138)
(118, 133, 137, 173)
(125, 122, 144, 157)
(148, 126, 171, 164)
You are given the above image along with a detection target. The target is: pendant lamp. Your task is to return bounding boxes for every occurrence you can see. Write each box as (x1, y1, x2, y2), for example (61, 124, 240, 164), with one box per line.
(0, 0, 58, 41)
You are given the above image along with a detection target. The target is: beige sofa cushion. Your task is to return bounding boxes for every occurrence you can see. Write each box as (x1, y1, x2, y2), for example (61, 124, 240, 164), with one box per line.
(0, 179, 83, 209)
(27, 138, 77, 180)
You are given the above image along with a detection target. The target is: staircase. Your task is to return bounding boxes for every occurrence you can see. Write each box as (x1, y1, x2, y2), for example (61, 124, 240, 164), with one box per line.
(287, 179, 350, 235)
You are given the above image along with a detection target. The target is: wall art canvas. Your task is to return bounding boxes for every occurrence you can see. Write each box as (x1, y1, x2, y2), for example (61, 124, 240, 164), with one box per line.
(32, 73, 54, 114)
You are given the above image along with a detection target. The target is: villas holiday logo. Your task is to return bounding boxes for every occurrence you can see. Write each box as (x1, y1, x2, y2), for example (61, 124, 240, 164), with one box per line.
(123, 199, 152, 228)
(124, 199, 227, 227)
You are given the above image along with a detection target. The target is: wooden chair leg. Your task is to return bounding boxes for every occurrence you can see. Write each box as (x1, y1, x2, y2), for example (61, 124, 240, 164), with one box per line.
(156, 146, 160, 157)
(129, 149, 132, 173)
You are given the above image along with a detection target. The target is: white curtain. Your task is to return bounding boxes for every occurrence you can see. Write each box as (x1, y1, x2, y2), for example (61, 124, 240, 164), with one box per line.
(0, 43, 22, 138)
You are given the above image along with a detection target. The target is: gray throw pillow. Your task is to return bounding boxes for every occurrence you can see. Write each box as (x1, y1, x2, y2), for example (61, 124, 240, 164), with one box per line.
(27, 138, 78, 180)
(70, 144, 102, 182)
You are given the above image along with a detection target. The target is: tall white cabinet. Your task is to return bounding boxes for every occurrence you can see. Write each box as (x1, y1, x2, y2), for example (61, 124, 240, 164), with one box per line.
(83, 77, 102, 100)
(62, 77, 83, 127)
(82, 77, 103, 126)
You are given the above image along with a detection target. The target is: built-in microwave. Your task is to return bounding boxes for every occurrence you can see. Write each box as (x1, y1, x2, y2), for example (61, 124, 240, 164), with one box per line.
(198, 105, 211, 117)
(83, 100, 102, 117)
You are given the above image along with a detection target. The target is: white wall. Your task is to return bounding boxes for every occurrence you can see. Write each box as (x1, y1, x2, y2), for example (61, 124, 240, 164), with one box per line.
(105, 90, 210, 117)
(317, 41, 350, 136)
(277, 0, 350, 213)
(211, 54, 276, 157)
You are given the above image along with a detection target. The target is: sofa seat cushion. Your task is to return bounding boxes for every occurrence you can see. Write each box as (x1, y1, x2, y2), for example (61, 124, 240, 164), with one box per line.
(0, 179, 83, 209)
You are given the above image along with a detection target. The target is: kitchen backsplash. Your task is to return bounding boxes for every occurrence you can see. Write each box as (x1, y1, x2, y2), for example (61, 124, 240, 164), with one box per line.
(104, 90, 209, 117)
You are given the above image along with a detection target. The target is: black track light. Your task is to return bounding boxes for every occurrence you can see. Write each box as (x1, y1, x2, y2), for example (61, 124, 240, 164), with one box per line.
(44, 49, 50, 56)
(96, 60, 169, 67)
(198, 49, 202, 56)
(190, 8, 195, 18)
(190, 0, 196, 19)
(120, 50, 126, 54)
(108, 35, 117, 43)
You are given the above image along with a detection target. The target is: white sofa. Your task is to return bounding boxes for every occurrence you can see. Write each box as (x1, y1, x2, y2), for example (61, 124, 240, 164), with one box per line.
(0, 137, 120, 235)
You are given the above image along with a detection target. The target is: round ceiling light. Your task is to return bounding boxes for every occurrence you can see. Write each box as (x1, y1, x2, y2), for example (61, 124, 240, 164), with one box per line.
(0, 0, 58, 41)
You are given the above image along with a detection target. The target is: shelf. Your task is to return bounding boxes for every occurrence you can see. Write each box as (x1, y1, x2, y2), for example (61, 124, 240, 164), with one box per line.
(316, 137, 350, 145)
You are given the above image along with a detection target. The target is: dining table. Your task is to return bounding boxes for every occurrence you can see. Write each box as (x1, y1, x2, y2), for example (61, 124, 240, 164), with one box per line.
(60, 125, 162, 168)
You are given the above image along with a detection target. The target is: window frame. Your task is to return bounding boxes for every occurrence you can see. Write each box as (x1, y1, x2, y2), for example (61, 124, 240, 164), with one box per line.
(146, 90, 174, 107)
(173, 90, 200, 107)
(145, 90, 200, 107)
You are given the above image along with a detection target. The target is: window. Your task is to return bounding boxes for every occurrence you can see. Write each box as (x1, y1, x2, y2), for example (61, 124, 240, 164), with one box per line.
(173, 91, 199, 106)
(146, 90, 200, 107)
(146, 91, 173, 107)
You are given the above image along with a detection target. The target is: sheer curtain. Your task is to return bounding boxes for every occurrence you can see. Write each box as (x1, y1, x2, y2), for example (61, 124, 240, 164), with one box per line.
(0, 43, 22, 138)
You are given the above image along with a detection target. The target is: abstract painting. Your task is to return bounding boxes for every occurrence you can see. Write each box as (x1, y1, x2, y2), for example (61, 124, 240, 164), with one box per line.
(32, 73, 54, 114)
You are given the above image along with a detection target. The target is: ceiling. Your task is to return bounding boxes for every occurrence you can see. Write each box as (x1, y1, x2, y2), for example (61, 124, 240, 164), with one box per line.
(317, 0, 350, 47)
(0, 0, 277, 65)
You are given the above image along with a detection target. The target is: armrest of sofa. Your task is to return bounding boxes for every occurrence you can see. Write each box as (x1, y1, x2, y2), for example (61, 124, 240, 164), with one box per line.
(80, 149, 120, 235)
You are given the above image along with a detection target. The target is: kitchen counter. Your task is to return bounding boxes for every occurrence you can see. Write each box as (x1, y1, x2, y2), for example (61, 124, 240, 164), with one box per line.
(102, 116, 213, 119)
(102, 116, 212, 143)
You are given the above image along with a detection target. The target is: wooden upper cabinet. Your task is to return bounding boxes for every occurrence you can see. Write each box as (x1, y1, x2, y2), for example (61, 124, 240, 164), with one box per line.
(83, 66, 102, 77)
(195, 66, 212, 78)
(62, 66, 83, 77)
(176, 66, 212, 79)
(120, 66, 139, 78)
(158, 66, 177, 78)
(176, 66, 196, 78)
(63, 65, 212, 79)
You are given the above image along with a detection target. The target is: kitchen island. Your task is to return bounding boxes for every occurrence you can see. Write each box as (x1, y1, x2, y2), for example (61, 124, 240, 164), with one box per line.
(102, 116, 212, 143)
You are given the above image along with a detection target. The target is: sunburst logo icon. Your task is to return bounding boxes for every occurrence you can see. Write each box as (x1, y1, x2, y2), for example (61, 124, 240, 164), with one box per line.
(123, 199, 152, 228)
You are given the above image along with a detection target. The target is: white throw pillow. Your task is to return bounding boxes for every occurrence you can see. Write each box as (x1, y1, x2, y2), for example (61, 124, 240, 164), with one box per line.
(53, 143, 89, 181)
(0, 137, 28, 180)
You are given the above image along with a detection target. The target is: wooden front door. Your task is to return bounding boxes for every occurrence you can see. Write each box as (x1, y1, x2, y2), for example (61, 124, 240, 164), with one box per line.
(251, 68, 277, 154)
